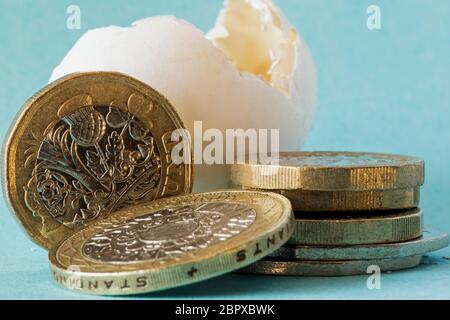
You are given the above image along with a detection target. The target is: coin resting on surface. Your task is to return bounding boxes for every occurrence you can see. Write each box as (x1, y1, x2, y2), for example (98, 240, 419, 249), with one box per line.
(269, 226, 448, 261)
(231, 152, 424, 191)
(239, 256, 423, 277)
(287, 208, 423, 245)
(264, 188, 420, 212)
(2, 72, 192, 249)
(48, 190, 294, 295)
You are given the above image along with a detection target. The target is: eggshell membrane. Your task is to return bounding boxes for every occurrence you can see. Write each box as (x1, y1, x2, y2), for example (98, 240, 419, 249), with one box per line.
(208, 0, 299, 96)
(50, 14, 317, 191)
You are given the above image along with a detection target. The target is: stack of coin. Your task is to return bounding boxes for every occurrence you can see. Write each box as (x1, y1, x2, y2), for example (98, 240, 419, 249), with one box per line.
(3, 72, 297, 295)
(231, 152, 450, 276)
(3, 72, 449, 293)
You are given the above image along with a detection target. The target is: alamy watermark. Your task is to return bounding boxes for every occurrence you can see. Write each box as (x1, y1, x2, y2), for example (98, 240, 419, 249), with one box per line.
(366, 265, 381, 290)
(170, 121, 280, 169)
(367, 5, 382, 30)
(66, 5, 81, 30)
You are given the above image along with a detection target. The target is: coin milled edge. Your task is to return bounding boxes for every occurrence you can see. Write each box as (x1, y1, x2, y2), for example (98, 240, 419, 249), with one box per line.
(288, 208, 423, 245)
(239, 256, 423, 277)
(271, 226, 448, 260)
(231, 152, 424, 191)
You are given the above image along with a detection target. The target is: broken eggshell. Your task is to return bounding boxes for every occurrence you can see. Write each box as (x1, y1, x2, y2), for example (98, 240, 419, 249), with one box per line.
(50, 0, 317, 191)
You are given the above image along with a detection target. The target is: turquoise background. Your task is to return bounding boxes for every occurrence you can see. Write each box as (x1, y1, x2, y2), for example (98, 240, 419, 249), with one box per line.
(0, 0, 449, 299)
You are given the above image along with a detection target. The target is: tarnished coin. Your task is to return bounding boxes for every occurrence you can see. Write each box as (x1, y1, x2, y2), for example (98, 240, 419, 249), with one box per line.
(239, 256, 422, 276)
(270, 226, 448, 261)
(48, 190, 294, 295)
(288, 208, 423, 245)
(231, 152, 424, 191)
(3, 72, 193, 249)
(279, 188, 420, 211)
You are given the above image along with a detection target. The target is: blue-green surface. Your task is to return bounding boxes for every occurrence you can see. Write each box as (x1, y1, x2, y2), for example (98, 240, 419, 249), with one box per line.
(0, 0, 449, 300)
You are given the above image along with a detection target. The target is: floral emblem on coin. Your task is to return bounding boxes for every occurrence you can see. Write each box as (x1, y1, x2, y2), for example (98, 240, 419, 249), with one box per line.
(24, 94, 161, 229)
(82, 202, 257, 263)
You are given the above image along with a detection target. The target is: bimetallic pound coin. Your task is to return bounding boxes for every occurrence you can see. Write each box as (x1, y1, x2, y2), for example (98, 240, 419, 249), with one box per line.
(242, 187, 420, 211)
(270, 226, 448, 261)
(231, 152, 424, 191)
(48, 190, 294, 295)
(281, 188, 420, 212)
(288, 208, 423, 245)
(239, 256, 422, 276)
(3, 72, 193, 249)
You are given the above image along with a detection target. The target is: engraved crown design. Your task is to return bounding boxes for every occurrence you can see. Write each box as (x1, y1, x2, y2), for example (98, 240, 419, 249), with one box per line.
(82, 202, 257, 263)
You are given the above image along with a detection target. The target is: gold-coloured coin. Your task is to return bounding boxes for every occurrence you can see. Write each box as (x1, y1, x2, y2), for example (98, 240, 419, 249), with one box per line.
(3, 72, 193, 249)
(243, 187, 420, 211)
(239, 256, 422, 276)
(287, 208, 423, 245)
(231, 152, 424, 191)
(48, 190, 294, 295)
(281, 188, 419, 211)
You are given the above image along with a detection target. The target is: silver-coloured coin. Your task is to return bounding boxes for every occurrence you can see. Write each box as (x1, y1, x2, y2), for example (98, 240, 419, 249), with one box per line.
(269, 226, 448, 261)
(239, 256, 422, 276)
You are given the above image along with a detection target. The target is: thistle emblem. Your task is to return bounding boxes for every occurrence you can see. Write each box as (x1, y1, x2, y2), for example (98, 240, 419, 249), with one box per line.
(63, 107, 107, 147)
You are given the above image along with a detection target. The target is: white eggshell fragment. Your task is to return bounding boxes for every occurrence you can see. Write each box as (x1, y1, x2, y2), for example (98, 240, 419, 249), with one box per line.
(50, 0, 317, 191)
